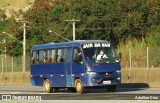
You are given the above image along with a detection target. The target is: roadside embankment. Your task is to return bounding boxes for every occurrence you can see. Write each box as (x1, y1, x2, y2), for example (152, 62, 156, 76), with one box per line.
(0, 68, 160, 87)
(0, 72, 30, 86)
(121, 68, 160, 88)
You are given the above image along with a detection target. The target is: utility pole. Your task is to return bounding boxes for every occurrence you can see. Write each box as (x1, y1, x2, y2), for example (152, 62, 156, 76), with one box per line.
(2, 39, 6, 72)
(64, 19, 80, 41)
(17, 21, 30, 72)
(23, 22, 26, 72)
(0, 34, 7, 72)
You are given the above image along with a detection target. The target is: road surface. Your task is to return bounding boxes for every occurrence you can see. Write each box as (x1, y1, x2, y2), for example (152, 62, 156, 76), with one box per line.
(0, 86, 159, 102)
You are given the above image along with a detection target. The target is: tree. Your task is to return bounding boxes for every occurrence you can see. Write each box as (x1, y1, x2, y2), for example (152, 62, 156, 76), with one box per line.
(4, 0, 160, 56)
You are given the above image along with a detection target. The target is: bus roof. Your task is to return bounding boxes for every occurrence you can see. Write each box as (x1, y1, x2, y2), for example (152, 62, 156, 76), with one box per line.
(32, 40, 110, 50)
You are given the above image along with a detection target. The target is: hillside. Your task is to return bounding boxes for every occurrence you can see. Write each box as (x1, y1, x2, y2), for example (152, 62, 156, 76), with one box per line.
(0, 0, 34, 8)
(0, 0, 35, 19)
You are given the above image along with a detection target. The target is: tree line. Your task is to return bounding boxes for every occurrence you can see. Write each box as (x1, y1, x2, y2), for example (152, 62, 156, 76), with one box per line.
(0, 0, 160, 56)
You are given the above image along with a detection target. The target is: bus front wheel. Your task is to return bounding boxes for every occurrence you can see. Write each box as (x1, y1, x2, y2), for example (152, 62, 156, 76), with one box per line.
(43, 79, 55, 93)
(75, 79, 85, 94)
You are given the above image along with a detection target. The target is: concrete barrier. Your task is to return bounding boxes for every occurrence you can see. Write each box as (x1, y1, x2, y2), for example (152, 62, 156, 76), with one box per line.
(121, 68, 160, 87)
(0, 72, 30, 86)
(0, 68, 160, 87)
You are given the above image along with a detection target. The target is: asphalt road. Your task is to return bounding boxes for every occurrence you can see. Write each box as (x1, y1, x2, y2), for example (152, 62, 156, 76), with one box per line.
(0, 86, 160, 102)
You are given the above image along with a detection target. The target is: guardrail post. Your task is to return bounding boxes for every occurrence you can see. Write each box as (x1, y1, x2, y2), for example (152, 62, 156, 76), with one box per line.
(12, 57, 13, 72)
(147, 47, 149, 69)
(129, 48, 132, 69)
(2, 57, 4, 72)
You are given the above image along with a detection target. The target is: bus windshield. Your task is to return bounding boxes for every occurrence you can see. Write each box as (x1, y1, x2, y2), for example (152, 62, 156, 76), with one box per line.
(82, 43, 119, 65)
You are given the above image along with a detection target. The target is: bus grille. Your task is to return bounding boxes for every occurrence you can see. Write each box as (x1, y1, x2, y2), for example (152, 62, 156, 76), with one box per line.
(98, 72, 114, 76)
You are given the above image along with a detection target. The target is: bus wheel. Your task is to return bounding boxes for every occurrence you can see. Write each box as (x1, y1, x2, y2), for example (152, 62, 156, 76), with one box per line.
(75, 79, 85, 94)
(106, 85, 116, 92)
(43, 79, 53, 93)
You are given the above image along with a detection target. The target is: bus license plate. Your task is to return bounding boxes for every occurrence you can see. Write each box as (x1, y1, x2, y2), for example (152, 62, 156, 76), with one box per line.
(103, 81, 111, 84)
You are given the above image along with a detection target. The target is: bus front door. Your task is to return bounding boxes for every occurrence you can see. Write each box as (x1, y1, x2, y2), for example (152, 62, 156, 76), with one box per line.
(66, 48, 74, 87)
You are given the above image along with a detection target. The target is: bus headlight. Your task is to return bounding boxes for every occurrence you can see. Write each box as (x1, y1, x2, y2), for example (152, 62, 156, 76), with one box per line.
(86, 71, 96, 74)
(116, 70, 121, 73)
(117, 77, 121, 80)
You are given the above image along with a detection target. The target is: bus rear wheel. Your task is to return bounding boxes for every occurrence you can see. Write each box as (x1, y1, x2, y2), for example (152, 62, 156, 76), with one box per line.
(43, 79, 55, 93)
(75, 79, 85, 94)
(106, 85, 116, 92)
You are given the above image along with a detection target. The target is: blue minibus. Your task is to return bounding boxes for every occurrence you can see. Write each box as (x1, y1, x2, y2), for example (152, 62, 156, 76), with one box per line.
(30, 40, 121, 94)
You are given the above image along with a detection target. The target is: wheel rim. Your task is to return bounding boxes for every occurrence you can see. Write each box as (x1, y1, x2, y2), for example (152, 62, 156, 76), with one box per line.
(45, 81, 50, 91)
(76, 82, 81, 92)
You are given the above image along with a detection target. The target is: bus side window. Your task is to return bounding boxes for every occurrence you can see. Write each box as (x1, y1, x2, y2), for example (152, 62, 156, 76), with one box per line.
(73, 47, 83, 64)
(57, 48, 65, 63)
(43, 50, 48, 63)
(73, 48, 77, 61)
(66, 48, 72, 62)
(57, 49, 60, 62)
(39, 50, 44, 63)
(31, 51, 36, 64)
(36, 51, 39, 64)
(48, 49, 56, 63)
(48, 49, 52, 63)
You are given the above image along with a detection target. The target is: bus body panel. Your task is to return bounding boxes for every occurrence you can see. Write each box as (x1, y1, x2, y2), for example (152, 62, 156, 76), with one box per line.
(86, 64, 120, 72)
(86, 64, 121, 86)
(72, 63, 86, 86)
(31, 63, 66, 87)
(66, 62, 74, 87)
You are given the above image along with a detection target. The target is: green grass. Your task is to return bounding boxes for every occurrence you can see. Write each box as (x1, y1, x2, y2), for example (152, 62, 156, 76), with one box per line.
(0, 0, 35, 8)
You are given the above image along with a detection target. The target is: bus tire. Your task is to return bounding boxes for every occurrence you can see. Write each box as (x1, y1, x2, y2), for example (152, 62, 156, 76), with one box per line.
(106, 85, 116, 92)
(75, 79, 85, 94)
(43, 79, 53, 93)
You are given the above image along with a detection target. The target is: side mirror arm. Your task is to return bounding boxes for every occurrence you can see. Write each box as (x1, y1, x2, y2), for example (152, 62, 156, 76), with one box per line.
(118, 52, 122, 62)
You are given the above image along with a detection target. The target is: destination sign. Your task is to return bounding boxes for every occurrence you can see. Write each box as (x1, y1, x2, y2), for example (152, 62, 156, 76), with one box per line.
(82, 43, 110, 49)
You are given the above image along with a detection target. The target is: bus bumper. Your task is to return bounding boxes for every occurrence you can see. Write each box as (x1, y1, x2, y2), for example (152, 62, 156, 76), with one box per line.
(85, 72, 121, 86)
